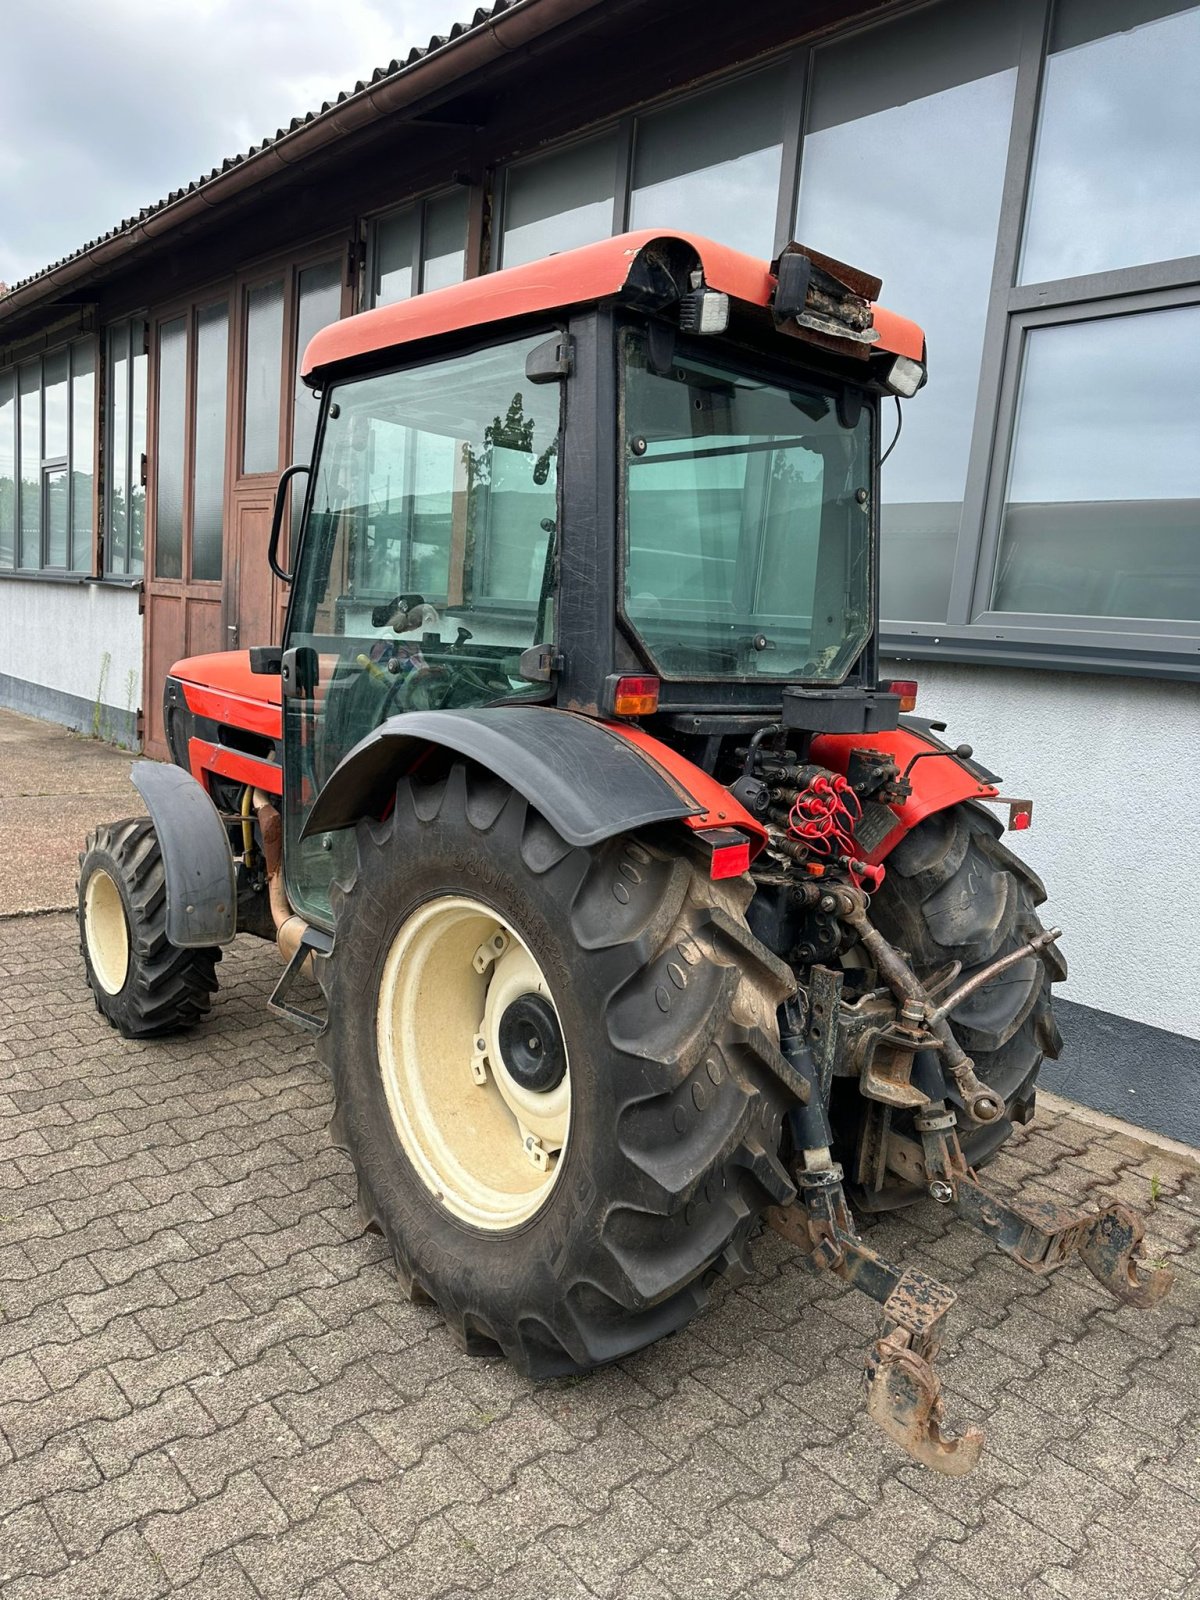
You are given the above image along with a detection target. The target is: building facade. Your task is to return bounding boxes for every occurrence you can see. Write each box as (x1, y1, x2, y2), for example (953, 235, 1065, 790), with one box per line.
(1, 0, 1197, 1129)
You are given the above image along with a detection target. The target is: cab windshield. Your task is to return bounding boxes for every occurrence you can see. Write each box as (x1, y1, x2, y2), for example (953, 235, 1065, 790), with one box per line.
(621, 327, 874, 681)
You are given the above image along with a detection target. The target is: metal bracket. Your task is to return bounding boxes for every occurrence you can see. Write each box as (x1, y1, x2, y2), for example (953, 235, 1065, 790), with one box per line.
(267, 927, 332, 1035)
(766, 1165, 984, 1475)
(916, 1110, 1173, 1308)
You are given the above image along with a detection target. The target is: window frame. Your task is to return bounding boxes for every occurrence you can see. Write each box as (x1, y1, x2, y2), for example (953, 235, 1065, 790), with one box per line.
(364, 186, 473, 308)
(480, 0, 1200, 678)
(0, 334, 100, 579)
(103, 317, 148, 580)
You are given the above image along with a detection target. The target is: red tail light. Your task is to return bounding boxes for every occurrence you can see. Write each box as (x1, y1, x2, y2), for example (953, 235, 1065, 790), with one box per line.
(611, 675, 660, 717)
(885, 678, 919, 712)
(695, 827, 751, 880)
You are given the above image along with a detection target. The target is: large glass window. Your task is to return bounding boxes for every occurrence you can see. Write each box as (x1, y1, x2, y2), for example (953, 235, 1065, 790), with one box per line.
(104, 319, 147, 577)
(191, 302, 229, 583)
(18, 363, 40, 569)
(70, 342, 95, 571)
(154, 317, 187, 581)
(370, 190, 471, 307)
(622, 329, 874, 684)
(242, 279, 284, 474)
(285, 331, 561, 923)
(500, 132, 619, 268)
(629, 67, 786, 257)
(0, 339, 97, 574)
(41, 349, 70, 569)
(795, 0, 1020, 625)
(293, 260, 343, 471)
(1020, 0, 1200, 285)
(423, 190, 469, 292)
(0, 372, 14, 567)
(991, 303, 1200, 622)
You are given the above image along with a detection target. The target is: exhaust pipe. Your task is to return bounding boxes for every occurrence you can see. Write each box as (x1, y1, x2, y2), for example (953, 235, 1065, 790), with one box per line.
(252, 790, 313, 972)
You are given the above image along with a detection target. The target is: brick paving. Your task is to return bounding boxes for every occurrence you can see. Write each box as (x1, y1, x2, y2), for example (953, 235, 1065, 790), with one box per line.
(1, 910, 1198, 1599)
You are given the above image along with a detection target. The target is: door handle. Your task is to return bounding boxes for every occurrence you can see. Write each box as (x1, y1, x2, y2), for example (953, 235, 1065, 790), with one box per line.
(227, 623, 239, 646)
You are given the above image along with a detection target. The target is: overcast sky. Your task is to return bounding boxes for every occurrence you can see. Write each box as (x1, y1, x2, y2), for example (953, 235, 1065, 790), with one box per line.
(0, 0, 472, 288)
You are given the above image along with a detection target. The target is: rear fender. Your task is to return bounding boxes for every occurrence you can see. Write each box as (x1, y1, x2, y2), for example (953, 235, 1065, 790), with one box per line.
(130, 762, 238, 947)
(811, 723, 1000, 863)
(301, 705, 767, 855)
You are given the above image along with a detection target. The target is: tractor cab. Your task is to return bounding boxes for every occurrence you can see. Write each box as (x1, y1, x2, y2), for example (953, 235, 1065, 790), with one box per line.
(270, 233, 926, 924)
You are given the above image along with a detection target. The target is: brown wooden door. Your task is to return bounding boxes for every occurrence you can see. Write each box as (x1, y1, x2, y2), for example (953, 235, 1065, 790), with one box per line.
(142, 293, 233, 758)
(224, 246, 349, 653)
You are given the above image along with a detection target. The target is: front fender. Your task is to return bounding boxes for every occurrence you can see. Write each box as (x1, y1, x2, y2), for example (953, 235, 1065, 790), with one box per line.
(301, 705, 764, 851)
(811, 722, 1000, 863)
(131, 762, 237, 947)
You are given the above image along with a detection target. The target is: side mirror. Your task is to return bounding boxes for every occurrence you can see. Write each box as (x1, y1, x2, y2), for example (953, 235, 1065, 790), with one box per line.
(267, 463, 311, 584)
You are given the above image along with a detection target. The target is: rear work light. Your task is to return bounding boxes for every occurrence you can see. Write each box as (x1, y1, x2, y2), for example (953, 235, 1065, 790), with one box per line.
(885, 678, 919, 712)
(886, 356, 926, 397)
(611, 675, 660, 717)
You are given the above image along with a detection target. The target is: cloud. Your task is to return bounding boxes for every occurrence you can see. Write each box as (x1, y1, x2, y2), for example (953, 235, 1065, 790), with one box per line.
(0, 0, 473, 285)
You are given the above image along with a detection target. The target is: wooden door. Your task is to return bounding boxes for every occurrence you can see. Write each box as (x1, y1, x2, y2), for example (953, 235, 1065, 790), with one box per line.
(142, 293, 233, 758)
(224, 246, 350, 653)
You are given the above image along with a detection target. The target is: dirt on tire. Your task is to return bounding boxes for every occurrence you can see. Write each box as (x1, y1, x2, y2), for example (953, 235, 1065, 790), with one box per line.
(318, 761, 802, 1378)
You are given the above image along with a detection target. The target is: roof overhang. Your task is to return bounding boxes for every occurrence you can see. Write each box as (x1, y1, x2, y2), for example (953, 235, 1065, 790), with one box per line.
(301, 229, 925, 380)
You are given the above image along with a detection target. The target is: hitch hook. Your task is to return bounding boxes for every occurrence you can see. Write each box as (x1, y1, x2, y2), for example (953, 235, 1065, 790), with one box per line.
(865, 1326, 984, 1477)
(1079, 1202, 1174, 1309)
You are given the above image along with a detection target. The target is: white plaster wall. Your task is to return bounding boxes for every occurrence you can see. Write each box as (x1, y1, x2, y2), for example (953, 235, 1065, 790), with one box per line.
(0, 581, 142, 722)
(890, 661, 1200, 1041)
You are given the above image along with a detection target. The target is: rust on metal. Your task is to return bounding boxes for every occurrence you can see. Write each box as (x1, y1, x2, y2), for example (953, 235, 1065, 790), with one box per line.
(865, 1328, 984, 1476)
(1078, 1202, 1174, 1308)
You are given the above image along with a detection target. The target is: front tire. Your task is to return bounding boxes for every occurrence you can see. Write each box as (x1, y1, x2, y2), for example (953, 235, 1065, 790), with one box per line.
(319, 763, 799, 1378)
(78, 819, 221, 1038)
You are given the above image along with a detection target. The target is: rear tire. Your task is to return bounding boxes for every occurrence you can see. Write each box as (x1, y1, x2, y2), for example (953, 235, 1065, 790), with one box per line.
(849, 800, 1064, 1201)
(78, 819, 221, 1038)
(319, 762, 799, 1378)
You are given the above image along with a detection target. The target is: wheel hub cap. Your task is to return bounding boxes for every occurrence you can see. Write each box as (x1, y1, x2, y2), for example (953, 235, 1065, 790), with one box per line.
(496, 993, 566, 1093)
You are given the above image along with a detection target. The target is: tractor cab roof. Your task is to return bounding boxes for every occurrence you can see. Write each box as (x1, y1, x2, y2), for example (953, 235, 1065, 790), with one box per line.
(301, 229, 925, 384)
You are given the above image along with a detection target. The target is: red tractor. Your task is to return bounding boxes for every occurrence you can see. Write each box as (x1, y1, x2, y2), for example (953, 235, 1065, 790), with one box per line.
(78, 233, 1170, 1473)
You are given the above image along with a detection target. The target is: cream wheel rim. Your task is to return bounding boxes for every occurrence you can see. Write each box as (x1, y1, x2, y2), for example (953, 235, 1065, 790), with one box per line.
(84, 868, 130, 996)
(376, 894, 571, 1230)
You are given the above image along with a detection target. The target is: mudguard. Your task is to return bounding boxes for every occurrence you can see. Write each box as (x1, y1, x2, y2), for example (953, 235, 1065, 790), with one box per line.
(301, 705, 764, 850)
(131, 762, 237, 947)
(811, 722, 1000, 863)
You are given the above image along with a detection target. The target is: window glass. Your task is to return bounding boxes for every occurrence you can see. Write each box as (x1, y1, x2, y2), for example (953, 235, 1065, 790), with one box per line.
(1021, 0, 1200, 284)
(291, 259, 343, 544)
(629, 67, 786, 257)
(154, 317, 187, 580)
(622, 330, 873, 683)
(293, 260, 342, 469)
(71, 342, 95, 570)
(191, 302, 229, 583)
(130, 336, 148, 574)
(19, 363, 41, 568)
(992, 305, 1200, 621)
(46, 466, 69, 569)
(107, 327, 130, 576)
(374, 207, 417, 306)
(285, 332, 560, 924)
(242, 279, 284, 474)
(42, 349, 69, 464)
(795, 0, 1020, 623)
(501, 131, 618, 267)
(423, 189, 469, 291)
(0, 372, 14, 567)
